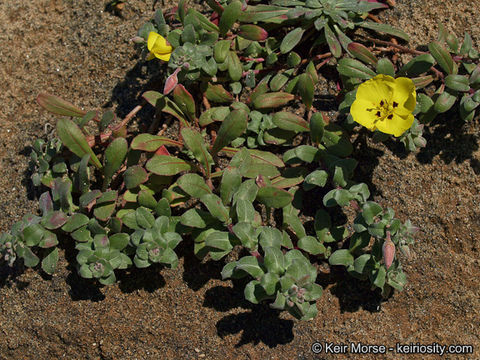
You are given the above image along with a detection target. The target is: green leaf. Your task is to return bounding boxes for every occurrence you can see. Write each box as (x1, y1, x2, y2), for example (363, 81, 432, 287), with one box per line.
(200, 194, 231, 223)
(37, 93, 86, 117)
(304, 170, 328, 190)
(329, 249, 354, 266)
(38, 231, 58, 248)
(433, 90, 457, 113)
(22, 247, 40, 267)
(42, 211, 68, 230)
(235, 199, 255, 223)
(238, 24, 268, 41)
(238, 4, 289, 23)
(41, 248, 59, 275)
(74, 155, 90, 194)
(211, 109, 248, 155)
(146, 155, 192, 176)
(124, 165, 148, 189)
(181, 208, 209, 229)
(272, 111, 309, 132)
(270, 167, 306, 188)
(270, 73, 289, 92)
(232, 222, 257, 248)
(131, 134, 182, 152)
(280, 27, 304, 54)
(323, 189, 354, 207)
(173, 84, 196, 119)
(244, 280, 267, 304)
(428, 41, 455, 74)
(337, 58, 375, 80)
(256, 186, 293, 208)
(248, 80, 269, 104)
(109, 233, 130, 250)
(205, 231, 233, 251)
(236, 256, 264, 278)
(296, 73, 315, 110)
(137, 190, 157, 209)
(417, 93, 434, 113)
(220, 167, 242, 205)
(323, 125, 353, 157)
(376, 58, 395, 77)
(23, 224, 45, 246)
(177, 173, 212, 198)
(136, 207, 155, 229)
(297, 236, 325, 255)
(227, 51, 243, 82)
(181, 128, 213, 176)
(283, 145, 319, 164)
(219, 0, 242, 35)
(189, 8, 219, 33)
(233, 180, 258, 205)
(325, 24, 341, 57)
(264, 246, 285, 274)
(347, 42, 378, 65)
(445, 75, 470, 92)
(71, 225, 93, 242)
(359, 21, 410, 42)
(62, 213, 89, 233)
(260, 272, 280, 296)
(79, 190, 102, 208)
(142, 91, 188, 126)
(205, 83, 234, 103)
(56, 118, 102, 169)
(214, 40, 231, 63)
(252, 92, 295, 109)
(459, 33, 473, 56)
(309, 112, 325, 143)
(411, 75, 434, 89)
(362, 201, 383, 225)
(373, 267, 386, 289)
(398, 54, 435, 77)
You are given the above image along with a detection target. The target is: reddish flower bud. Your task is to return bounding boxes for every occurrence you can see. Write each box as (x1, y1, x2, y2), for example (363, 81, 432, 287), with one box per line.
(382, 236, 396, 269)
(163, 68, 181, 95)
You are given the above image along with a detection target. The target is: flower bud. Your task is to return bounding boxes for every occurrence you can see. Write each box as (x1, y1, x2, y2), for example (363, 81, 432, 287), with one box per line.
(382, 237, 395, 269)
(130, 36, 145, 44)
(163, 68, 181, 95)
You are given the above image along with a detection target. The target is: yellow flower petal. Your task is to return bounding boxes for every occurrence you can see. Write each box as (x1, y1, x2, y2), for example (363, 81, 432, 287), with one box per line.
(146, 52, 156, 61)
(392, 77, 416, 114)
(355, 74, 394, 104)
(350, 99, 379, 130)
(156, 52, 171, 62)
(375, 113, 414, 137)
(147, 31, 173, 61)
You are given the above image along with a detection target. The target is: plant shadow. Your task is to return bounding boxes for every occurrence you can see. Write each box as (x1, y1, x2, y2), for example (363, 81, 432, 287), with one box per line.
(319, 266, 385, 313)
(0, 263, 30, 291)
(203, 282, 295, 348)
(380, 111, 480, 172)
(104, 59, 168, 132)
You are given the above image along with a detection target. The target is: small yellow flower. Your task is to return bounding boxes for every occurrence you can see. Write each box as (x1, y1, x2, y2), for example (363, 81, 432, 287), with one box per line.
(147, 31, 173, 62)
(350, 74, 416, 137)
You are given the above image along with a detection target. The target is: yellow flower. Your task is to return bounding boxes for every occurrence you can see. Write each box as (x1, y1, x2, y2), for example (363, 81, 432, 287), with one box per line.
(350, 74, 416, 137)
(147, 32, 173, 62)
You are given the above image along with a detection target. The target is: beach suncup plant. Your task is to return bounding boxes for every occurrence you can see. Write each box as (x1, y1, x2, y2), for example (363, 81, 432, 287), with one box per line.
(1, 0, 478, 322)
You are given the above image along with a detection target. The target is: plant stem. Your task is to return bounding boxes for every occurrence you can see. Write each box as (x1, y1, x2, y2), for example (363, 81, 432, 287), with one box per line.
(361, 36, 427, 55)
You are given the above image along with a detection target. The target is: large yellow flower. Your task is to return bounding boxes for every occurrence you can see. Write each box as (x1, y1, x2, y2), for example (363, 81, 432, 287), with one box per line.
(350, 74, 416, 137)
(147, 32, 173, 62)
